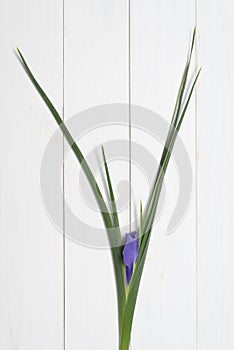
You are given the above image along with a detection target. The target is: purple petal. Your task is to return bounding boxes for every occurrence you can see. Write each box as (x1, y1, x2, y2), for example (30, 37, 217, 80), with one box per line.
(122, 231, 139, 285)
(126, 266, 134, 285)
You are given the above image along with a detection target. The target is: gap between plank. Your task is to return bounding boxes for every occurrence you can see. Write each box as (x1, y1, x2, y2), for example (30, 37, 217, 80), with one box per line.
(62, 0, 66, 349)
(195, 1, 198, 349)
(128, 0, 132, 232)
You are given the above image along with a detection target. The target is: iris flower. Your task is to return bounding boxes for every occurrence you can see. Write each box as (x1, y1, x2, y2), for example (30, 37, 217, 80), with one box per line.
(16, 28, 200, 350)
(123, 232, 139, 285)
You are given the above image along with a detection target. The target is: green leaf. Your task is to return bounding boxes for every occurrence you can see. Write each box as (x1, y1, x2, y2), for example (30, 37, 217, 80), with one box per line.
(101, 146, 121, 230)
(155, 27, 196, 202)
(101, 146, 126, 326)
(119, 30, 200, 350)
(177, 68, 201, 132)
(16, 48, 126, 332)
(16, 48, 112, 232)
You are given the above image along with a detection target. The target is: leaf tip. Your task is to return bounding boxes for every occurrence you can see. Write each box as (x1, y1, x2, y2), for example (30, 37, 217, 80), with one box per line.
(15, 47, 22, 59)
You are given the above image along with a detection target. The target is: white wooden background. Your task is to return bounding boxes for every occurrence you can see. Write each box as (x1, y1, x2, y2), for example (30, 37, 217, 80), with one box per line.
(0, 0, 234, 349)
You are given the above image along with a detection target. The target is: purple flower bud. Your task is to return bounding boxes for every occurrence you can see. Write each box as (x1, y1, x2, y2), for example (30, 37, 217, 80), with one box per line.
(122, 231, 139, 285)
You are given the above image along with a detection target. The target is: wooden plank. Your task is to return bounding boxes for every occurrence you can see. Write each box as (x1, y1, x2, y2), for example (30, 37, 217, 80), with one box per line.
(197, 1, 234, 348)
(64, 1, 128, 349)
(131, 1, 196, 349)
(0, 1, 64, 349)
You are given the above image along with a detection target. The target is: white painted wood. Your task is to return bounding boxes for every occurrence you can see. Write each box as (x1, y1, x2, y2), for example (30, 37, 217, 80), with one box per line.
(197, 1, 234, 349)
(2, 1, 234, 349)
(0, 1, 64, 349)
(131, 1, 196, 349)
(64, 1, 128, 349)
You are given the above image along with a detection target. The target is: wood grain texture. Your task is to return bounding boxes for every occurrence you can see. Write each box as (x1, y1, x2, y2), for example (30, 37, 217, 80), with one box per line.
(0, 1, 64, 349)
(197, 1, 234, 348)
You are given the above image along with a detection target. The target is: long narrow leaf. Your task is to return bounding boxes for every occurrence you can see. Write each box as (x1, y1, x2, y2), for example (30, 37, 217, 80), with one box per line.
(120, 37, 200, 350)
(16, 48, 126, 330)
(144, 29, 196, 242)
(177, 68, 201, 131)
(101, 146, 126, 326)
(16, 48, 109, 223)
(159, 27, 196, 171)
(101, 146, 121, 230)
